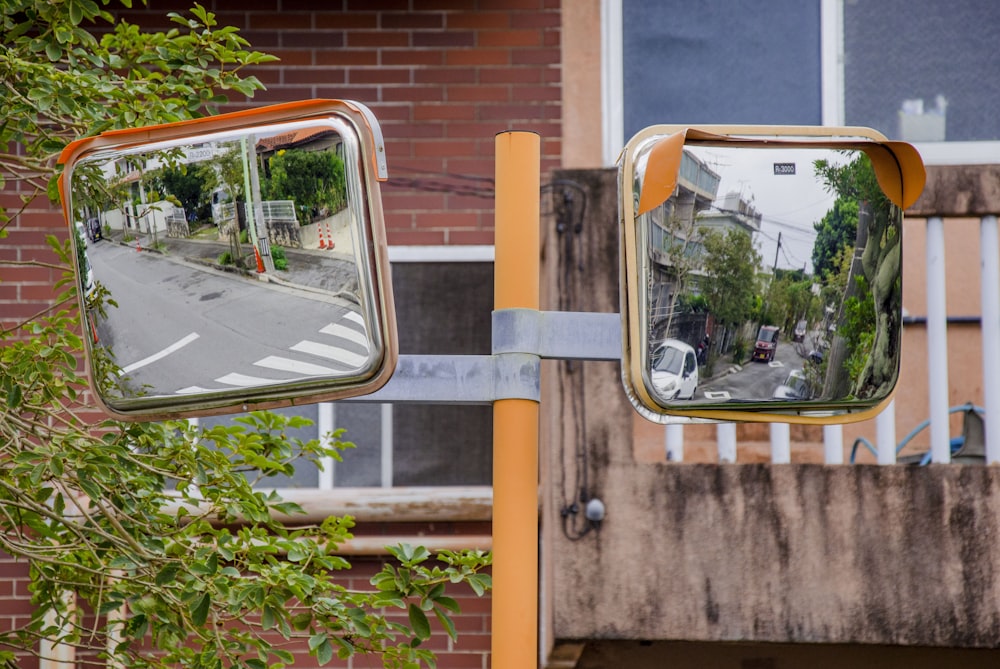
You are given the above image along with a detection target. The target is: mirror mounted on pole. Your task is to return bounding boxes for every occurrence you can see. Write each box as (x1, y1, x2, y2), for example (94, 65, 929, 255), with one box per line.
(618, 125, 925, 424)
(58, 100, 397, 420)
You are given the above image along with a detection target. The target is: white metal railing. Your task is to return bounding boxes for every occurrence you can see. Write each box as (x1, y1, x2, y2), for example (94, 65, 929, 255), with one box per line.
(261, 199, 297, 223)
(665, 214, 1000, 466)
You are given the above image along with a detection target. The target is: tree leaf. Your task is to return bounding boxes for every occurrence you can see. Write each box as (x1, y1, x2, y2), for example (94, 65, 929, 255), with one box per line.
(190, 593, 210, 626)
(433, 606, 457, 641)
(408, 603, 431, 641)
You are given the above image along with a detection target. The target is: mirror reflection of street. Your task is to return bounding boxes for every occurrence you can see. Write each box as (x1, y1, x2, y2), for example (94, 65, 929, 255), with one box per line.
(85, 238, 373, 401)
(631, 140, 902, 410)
(698, 332, 813, 402)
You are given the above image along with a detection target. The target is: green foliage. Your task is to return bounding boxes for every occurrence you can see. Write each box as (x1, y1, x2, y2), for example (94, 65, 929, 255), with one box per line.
(840, 275, 877, 385)
(813, 153, 901, 399)
(730, 337, 747, 363)
(760, 274, 819, 336)
(811, 198, 858, 283)
(0, 3, 492, 668)
(271, 244, 288, 270)
(211, 145, 247, 214)
(153, 162, 218, 224)
(675, 292, 708, 314)
(266, 149, 347, 224)
(1, 255, 492, 669)
(701, 228, 761, 328)
(811, 152, 889, 285)
(0, 1, 277, 202)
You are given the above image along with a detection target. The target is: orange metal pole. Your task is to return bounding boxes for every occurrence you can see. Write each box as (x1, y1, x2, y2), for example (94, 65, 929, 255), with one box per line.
(492, 130, 541, 669)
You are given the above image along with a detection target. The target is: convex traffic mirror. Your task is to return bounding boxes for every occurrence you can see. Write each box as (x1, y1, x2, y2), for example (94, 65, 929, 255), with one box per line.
(59, 100, 397, 420)
(619, 126, 925, 424)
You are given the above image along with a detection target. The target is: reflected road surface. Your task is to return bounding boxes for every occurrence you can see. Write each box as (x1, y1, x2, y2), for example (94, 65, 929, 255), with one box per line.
(698, 339, 806, 402)
(86, 241, 372, 399)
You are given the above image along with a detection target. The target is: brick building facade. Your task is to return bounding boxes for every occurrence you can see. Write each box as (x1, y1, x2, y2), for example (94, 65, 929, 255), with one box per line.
(1, 2, 565, 667)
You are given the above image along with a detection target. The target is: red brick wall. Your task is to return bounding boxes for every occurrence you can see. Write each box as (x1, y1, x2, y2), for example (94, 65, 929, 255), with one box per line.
(109, 0, 563, 246)
(0, 555, 36, 669)
(2, 2, 563, 666)
(0, 192, 73, 332)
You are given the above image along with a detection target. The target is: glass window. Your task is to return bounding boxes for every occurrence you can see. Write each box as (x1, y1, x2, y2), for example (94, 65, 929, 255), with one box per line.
(200, 259, 494, 489)
(843, 0, 1000, 143)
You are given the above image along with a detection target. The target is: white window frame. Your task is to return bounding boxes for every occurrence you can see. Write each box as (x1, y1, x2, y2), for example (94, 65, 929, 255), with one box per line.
(186, 250, 494, 529)
(821, 0, 1000, 166)
(316, 245, 495, 490)
(604, 0, 1000, 167)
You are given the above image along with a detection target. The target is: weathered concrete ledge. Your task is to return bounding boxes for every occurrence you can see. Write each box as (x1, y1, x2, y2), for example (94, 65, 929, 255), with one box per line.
(552, 463, 1000, 648)
(909, 164, 1000, 217)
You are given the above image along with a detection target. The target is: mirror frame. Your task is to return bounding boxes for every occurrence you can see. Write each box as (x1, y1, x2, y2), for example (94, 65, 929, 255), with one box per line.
(58, 99, 397, 420)
(619, 125, 926, 424)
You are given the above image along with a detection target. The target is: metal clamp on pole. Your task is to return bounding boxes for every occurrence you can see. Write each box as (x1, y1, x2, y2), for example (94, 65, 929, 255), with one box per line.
(492, 308, 622, 361)
(341, 353, 539, 404)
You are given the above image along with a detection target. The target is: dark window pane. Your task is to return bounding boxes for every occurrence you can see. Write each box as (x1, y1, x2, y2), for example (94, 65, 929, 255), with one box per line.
(844, 0, 1000, 142)
(623, 0, 821, 137)
(389, 262, 493, 486)
(333, 403, 383, 487)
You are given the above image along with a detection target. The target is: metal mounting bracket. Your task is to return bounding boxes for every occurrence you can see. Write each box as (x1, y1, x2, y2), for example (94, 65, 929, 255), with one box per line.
(344, 310, 621, 404)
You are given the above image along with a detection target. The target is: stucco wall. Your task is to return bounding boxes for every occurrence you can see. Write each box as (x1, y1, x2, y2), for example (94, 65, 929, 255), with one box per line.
(552, 462, 1000, 648)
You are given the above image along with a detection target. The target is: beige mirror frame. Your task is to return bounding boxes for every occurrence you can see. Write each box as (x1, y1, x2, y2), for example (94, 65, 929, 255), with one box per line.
(619, 125, 926, 424)
(58, 100, 397, 420)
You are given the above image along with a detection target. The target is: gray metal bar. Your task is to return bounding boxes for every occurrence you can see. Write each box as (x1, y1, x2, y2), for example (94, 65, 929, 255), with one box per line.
(342, 353, 540, 404)
(347, 309, 620, 404)
(492, 309, 622, 361)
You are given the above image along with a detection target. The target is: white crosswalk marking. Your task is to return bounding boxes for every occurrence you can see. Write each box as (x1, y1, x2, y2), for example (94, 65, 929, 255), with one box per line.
(320, 322, 369, 349)
(343, 310, 365, 327)
(176, 386, 213, 395)
(174, 311, 373, 394)
(254, 355, 338, 376)
(216, 372, 278, 387)
(291, 340, 369, 369)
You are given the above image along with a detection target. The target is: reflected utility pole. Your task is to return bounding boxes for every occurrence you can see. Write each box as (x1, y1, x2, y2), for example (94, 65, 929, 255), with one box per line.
(241, 136, 274, 273)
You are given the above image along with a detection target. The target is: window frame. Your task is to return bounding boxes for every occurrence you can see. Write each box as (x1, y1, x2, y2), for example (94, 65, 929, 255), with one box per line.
(238, 245, 496, 505)
(604, 0, 1000, 167)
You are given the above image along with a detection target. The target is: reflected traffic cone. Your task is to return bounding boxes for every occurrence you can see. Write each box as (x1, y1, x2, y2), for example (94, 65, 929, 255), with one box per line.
(326, 222, 335, 250)
(135, 237, 141, 252)
(254, 245, 265, 273)
(317, 224, 328, 250)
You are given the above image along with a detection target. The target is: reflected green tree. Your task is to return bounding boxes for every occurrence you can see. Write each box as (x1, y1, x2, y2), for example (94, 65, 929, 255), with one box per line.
(153, 162, 218, 226)
(814, 153, 901, 399)
(265, 148, 347, 224)
(702, 228, 761, 354)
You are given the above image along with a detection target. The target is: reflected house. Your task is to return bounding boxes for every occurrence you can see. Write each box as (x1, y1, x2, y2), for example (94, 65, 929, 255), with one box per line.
(698, 190, 763, 237)
(647, 149, 766, 349)
(94, 145, 226, 239)
(646, 150, 720, 346)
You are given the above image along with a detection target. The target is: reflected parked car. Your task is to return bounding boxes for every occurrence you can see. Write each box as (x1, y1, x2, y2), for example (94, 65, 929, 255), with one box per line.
(752, 325, 780, 362)
(773, 369, 810, 400)
(81, 254, 96, 305)
(650, 339, 699, 400)
(793, 319, 807, 342)
(74, 220, 88, 247)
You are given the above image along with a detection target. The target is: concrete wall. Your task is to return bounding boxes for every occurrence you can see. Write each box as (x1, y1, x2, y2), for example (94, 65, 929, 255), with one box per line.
(553, 463, 1000, 648)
